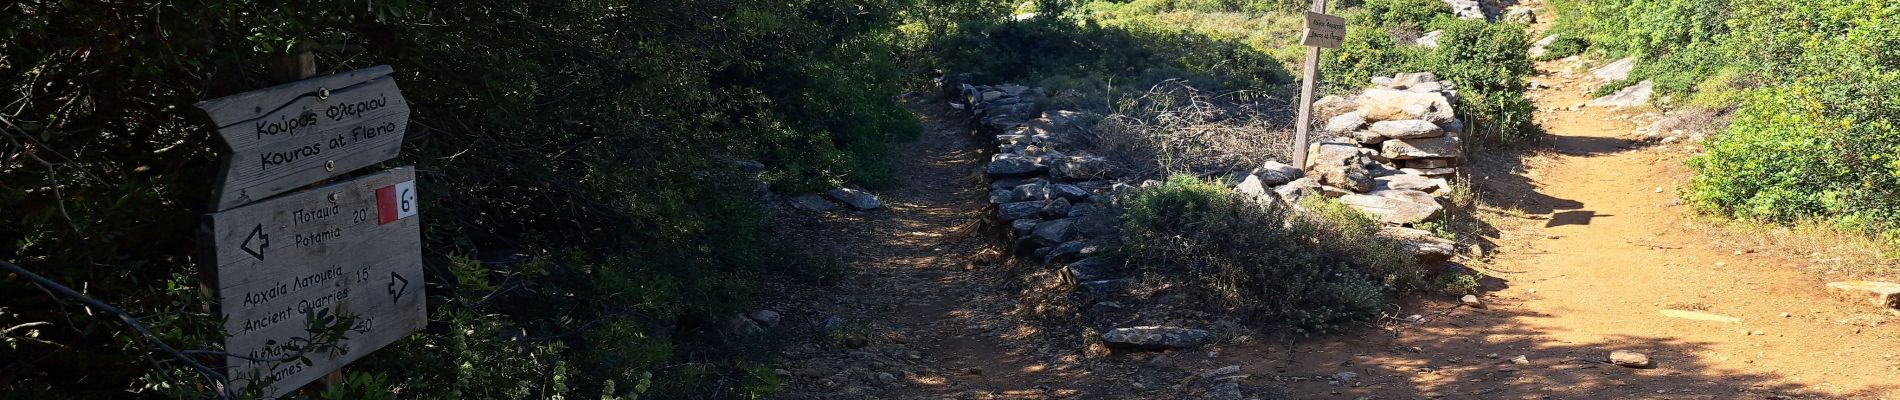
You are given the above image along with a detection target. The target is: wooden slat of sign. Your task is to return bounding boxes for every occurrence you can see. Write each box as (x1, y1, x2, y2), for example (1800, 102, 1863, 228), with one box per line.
(1302, 11, 1347, 48)
(195, 66, 410, 211)
(196, 65, 393, 123)
(205, 167, 425, 398)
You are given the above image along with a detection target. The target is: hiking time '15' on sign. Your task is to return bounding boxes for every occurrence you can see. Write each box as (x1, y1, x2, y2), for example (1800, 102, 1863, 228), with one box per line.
(203, 167, 426, 397)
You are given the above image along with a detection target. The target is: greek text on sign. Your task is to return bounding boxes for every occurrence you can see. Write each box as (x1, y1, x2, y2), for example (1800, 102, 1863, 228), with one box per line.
(205, 167, 425, 397)
(195, 65, 410, 211)
(1302, 11, 1347, 48)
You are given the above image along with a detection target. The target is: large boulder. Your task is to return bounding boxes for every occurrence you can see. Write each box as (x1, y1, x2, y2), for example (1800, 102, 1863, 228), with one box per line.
(987, 153, 1046, 177)
(1504, 7, 1535, 24)
(1373, 174, 1450, 194)
(788, 194, 836, 212)
(1587, 80, 1654, 109)
(1338, 189, 1444, 224)
(1314, 95, 1359, 120)
(1305, 141, 1374, 192)
(1529, 34, 1559, 59)
(1357, 89, 1457, 124)
(1102, 326, 1212, 350)
(1415, 30, 1443, 48)
(1063, 257, 1122, 282)
(1252, 161, 1304, 186)
(1592, 57, 1637, 82)
(1390, 72, 1438, 89)
(1052, 155, 1115, 180)
(1274, 177, 1325, 206)
(824, 187, 881, 210)
(1050, 183, 1091, 202)
(1369, 119, 1445, 139)
(998, 201, 1044, 221)
(1381, 226, 1457, 264)
(1013, 180, 1055, 201)
(1381, 135, 1463, 160)
(1324, 111, 1367, 134)
(1443, 0, 1492, 20)
(1031, 217, 1075, 244)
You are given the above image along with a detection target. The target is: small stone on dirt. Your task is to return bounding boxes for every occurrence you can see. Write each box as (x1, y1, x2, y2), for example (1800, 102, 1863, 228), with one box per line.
(1101, 326, 1212, 350)
(1461, 294, 1484, 308)
(1609, 350, 1653, 368)
(1332, 371, 1358, 384)
(747, 310, 783, 327)
(1200, 365, 1242, 379)
(1826, 281, 1900, 309)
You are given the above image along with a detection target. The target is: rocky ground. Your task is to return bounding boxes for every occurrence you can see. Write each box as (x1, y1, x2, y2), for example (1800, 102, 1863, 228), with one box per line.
(746, 14, 1900, 400)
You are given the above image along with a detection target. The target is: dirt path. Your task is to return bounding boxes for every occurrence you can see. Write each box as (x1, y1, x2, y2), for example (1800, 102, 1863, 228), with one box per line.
(1173, 62, 1900, 399)
(771, 102, 1132, 400)
(773, 69, 1900, 400)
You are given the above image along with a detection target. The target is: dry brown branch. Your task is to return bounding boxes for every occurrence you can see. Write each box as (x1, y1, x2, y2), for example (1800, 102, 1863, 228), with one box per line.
(1092, 80, 1299, 180)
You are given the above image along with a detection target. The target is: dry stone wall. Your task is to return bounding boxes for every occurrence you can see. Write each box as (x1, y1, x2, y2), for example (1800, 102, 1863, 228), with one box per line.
(948, 71, 1467, 298)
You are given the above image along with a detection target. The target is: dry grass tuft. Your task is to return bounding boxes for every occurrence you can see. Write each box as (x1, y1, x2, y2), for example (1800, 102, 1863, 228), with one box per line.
(1091, 80, 1301, 179)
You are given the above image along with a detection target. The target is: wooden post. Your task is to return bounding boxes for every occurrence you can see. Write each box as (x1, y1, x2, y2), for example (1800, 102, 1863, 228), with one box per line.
(270, 51, 317, 84)
(1292, 0, 1330, 168)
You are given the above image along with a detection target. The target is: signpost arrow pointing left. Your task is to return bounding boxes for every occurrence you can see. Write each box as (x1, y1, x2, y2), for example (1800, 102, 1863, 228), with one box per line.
(388, 272, 409, 303)
(240, 224, 269, 260)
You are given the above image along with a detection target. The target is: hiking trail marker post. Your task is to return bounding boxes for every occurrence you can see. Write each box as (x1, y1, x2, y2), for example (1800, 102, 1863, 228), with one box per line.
(1293, 3, 1345, 168)
(194, 65, 424, 398)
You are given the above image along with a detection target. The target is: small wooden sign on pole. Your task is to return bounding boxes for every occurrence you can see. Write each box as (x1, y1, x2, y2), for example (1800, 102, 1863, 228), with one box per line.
(1293, 2, 1344, 168)
(1301, 11, 1348, 48)
(195, 65, 425, 398)
(194, 66, 411, 212)
(205, 167, 426, 397)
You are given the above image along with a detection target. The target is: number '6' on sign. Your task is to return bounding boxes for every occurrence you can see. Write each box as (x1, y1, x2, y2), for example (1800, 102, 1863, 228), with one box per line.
(376, 180, 418, 224)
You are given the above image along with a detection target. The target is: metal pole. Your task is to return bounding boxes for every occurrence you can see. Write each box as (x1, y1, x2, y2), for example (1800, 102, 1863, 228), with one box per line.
(1292, 0, 1328, 168)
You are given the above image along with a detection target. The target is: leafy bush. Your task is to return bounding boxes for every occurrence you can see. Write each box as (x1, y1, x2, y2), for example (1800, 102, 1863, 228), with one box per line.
(1683, 0, 1900, 242)
(926, 15, 1292, 109)
(1545, 0, 1900, 243)
(1534, 35, 1589, 61)
(1119, 176, 1417, 332)
(1352, 0, 1452, 31)
(1323, 17, 1534, 144)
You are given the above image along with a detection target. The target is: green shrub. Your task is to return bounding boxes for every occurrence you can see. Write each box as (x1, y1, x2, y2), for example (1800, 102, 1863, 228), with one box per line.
(1323, 25, 1434, 91)
(2, 0, 912, 397)
(1678, 0, 1900, 243)
(1119, 176, 1417, 333)
(1324, 17, 1534, 144)
(926, 16, 1291, 106)
(1352, 0, 1452, 31)
(1534, 35, 1588, 61)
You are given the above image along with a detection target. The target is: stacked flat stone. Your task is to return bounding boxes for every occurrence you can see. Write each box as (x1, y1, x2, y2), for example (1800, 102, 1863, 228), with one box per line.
(1269, 72, 1462, 229)
(943, 75, 1132, 294)
(946, 73, 1459, 297)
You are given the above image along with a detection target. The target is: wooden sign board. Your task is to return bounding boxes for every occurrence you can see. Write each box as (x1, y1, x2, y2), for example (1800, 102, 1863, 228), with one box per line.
(195, 66, 411, 211)
(205, 167, 425, 397)
(1302, 11, 1347, 48)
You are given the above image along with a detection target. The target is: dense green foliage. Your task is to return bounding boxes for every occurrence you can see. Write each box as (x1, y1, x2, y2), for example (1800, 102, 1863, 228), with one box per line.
(1551, 0, 1900, 243)
(1, 0, 929, 398)
(925, 7, 1293, 111)
(1120, 176, 1417, 333)
(1325, 7, 1536, 143)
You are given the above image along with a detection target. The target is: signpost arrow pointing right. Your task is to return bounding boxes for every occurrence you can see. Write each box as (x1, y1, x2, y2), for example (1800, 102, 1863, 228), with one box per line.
(388, 272, 409, 303)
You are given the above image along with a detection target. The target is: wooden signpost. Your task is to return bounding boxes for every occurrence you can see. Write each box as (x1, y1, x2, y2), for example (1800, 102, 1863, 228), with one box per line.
(1293, 2, 1344, 168)
(195, 65, 424, 398)
(195, 66, 410, 212)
